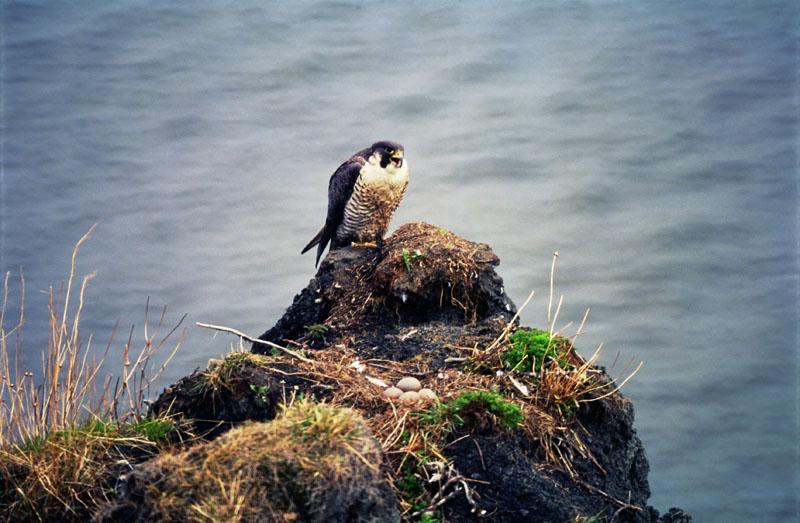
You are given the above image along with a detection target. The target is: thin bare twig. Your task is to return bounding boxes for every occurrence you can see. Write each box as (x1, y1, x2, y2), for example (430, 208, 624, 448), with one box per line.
(195, 322, 313, 363)
(547, 251, 559, 325)
(475, 290, 535, 363)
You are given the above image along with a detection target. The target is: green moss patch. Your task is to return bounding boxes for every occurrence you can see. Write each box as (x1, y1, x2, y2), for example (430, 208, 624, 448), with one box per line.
(421, 390, 523, 431)
(503, 328, 572, 372)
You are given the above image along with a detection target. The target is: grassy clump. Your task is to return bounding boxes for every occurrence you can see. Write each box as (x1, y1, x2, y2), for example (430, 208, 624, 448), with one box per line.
(201, 352, 271, 392)
(114, 400, 394, 521)
(39, 416, 177, 444)
(503, 328, 572, 372)
(126, 417, 177, 443)
(421, 390, 523, 431)
(0, 415, 178, 521)
(285, 399, 362, 450)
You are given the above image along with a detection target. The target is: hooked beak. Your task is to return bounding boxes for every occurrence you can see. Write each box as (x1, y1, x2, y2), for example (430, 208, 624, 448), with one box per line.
(390, 151, 404, 168)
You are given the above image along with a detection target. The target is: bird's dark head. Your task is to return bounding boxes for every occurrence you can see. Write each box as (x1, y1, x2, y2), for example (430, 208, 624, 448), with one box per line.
(370, 141, 405, 169)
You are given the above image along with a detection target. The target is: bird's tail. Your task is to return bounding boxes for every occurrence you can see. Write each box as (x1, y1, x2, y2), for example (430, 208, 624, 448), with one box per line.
(301, 226, 324, 254)
(301, 226, 329, 267)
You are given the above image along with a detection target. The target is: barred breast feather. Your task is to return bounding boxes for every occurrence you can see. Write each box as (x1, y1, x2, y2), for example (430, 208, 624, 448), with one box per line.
(336, 167, 408, 245)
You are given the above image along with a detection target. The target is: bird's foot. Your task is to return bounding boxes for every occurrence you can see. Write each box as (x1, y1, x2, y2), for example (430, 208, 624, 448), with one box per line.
(351, 241, 378, 248)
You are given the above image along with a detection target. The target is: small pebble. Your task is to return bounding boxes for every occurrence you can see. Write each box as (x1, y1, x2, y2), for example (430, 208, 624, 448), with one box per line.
(418, 388, 438, 402)
(383, 386, 403, 399)
(399, 391, 420, 404)
(396, 377, 422, 392)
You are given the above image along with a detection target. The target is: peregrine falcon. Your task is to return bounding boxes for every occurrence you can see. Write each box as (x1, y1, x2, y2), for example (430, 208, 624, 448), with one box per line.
(301, 141, 409, 266)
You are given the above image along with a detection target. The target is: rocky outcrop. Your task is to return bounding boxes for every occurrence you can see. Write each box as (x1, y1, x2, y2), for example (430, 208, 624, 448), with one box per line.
(100, 222, 690, 522)
(135, 352, 686, 523)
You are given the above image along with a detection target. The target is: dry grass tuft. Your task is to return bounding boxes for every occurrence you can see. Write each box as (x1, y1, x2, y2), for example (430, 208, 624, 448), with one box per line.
(111, 400, 394, 522)
(0, 416, 184, 521)
(0, 226, 187, 521)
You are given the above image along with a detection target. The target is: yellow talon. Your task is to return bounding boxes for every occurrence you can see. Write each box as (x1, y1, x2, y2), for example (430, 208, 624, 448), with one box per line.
(351, 241, 378, 248)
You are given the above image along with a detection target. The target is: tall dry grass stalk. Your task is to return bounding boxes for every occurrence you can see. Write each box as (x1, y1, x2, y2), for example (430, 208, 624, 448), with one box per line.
(0, 225, 186, 447)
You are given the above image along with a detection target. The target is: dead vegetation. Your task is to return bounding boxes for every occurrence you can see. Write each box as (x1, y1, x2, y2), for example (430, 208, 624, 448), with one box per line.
(0, 226, 188, 522)
(305, 222, 509, 336)
(1, 223, 649, 522)
(177, 306, 642, 520)
(99, 400, 399, 523)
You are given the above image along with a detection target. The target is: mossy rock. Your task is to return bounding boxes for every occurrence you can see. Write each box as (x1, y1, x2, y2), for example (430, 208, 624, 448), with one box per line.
(98, 401, 399, 523)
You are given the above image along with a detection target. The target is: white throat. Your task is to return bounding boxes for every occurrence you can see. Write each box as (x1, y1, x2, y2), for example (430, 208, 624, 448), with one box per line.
(363, 152, 409, 183)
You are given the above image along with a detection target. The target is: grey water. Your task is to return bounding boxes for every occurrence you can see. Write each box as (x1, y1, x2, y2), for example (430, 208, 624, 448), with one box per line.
(1, 1, 797, 520)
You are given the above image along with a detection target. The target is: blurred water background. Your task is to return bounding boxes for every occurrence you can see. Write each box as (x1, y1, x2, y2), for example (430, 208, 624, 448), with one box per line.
(1, 1, 797, 520)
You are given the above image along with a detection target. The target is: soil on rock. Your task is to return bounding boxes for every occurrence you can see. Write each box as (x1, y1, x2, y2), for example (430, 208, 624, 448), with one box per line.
(445, 433, 589, 522)
(443, 405, 653, 523)
(255, 222, 517, 365)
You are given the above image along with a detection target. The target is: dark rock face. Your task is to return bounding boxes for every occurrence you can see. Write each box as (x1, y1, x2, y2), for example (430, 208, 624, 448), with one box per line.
(446, 434, 586, 522)
(575, 395, 652, 510)
(443, 402, 654, 523)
